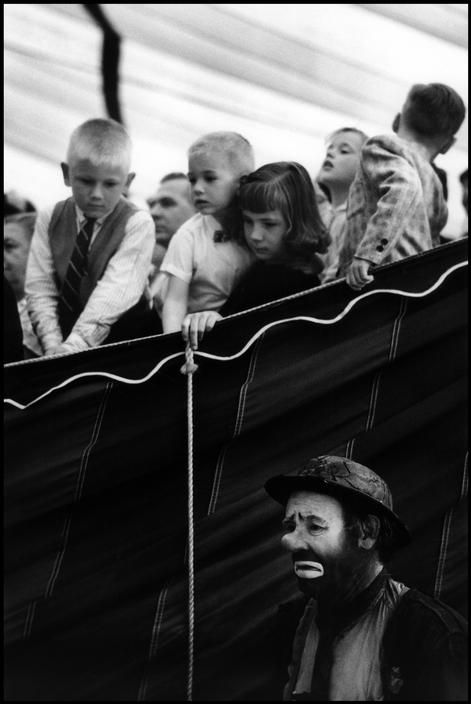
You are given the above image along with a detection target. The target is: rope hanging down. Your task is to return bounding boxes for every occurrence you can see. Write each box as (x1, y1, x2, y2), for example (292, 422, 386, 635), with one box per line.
(181, 344, 198, 701)
(3, 260, 467, 412)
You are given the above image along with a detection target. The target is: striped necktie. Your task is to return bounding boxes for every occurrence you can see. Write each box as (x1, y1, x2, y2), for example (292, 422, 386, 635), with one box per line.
(58, 218, 96, 336)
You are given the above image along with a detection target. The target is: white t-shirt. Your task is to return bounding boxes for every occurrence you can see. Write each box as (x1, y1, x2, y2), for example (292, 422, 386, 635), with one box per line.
(159, 213, 254, 313)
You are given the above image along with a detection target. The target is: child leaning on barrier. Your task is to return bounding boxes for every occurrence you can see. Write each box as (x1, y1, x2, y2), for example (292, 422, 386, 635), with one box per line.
(159, 131, 256, 334)
(25, 118, 155, 355)
(182, 161, 330, 350)
(338, 83, 466, 290)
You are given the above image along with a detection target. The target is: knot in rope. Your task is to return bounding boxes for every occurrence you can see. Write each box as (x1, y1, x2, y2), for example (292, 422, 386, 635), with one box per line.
(180, 344, 199, 376)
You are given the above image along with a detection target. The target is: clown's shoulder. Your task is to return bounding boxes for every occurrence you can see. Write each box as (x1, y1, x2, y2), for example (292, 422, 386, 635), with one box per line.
(381, 588, 467, 701)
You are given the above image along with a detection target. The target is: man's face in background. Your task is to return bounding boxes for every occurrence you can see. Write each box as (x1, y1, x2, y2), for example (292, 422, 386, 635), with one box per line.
(147, 177, 195, 245)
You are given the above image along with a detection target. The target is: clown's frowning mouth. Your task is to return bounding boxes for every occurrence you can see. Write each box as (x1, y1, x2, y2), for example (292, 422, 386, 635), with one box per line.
(294, 561, 324, 579)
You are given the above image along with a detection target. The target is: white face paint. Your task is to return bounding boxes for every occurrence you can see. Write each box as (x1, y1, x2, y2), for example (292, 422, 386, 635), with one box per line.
(281, 491, 375, 599)
(294, 561, 324, 579)
(281, 492, 349, 595)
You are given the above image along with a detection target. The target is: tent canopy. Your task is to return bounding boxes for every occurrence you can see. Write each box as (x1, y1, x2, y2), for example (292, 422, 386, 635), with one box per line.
(4, 3, 468, 234)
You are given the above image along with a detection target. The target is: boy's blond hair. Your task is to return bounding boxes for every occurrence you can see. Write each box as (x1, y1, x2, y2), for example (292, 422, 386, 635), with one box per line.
(326, 127, 369, 146)
(188, 131, 255, 176)
(67, 118, 132, 171)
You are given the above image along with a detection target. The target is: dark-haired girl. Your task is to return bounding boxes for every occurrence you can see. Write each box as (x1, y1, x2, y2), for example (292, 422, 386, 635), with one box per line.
(183, 161, 330, 349)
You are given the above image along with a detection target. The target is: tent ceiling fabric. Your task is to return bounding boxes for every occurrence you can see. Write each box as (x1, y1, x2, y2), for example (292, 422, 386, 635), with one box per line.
(356, 3, 468, 48)
(4, 3, 468, 235)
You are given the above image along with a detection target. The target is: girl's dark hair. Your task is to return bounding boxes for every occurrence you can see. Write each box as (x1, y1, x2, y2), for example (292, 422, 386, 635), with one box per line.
(239, 162, 330, 270)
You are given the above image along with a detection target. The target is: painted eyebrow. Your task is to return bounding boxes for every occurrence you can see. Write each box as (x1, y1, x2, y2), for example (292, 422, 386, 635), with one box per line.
(282, 512, 329, 526)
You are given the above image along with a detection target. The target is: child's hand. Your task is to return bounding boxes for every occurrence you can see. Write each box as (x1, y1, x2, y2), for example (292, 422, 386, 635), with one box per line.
(182, 311, 223, 350)
(346, 258, 374, 290)
(44, 343, 73, 356)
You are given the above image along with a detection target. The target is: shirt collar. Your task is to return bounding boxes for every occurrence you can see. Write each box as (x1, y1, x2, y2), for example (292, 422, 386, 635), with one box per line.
(74, 204, 108, 226)
(334, 201, 347, 214)
(204, 213, 221, 230)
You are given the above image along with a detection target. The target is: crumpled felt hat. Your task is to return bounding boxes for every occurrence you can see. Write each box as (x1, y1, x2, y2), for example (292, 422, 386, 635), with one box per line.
(265, 455, 410, 548)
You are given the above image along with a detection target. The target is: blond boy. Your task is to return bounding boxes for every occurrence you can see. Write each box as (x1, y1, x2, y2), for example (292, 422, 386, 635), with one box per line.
(26, 118, 155, 355)
(160, 131, 255, 334)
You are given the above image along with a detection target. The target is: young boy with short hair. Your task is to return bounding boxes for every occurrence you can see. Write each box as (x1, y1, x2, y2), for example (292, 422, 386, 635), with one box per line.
(316, 127, 368, 282)
(337, 83, 466, 290)
(26, 118, 155, 355)
(160, 131, 255, 333)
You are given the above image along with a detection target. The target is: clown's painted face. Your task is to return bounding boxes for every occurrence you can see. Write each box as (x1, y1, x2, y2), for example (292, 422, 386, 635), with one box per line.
(281, 491, 362, 598)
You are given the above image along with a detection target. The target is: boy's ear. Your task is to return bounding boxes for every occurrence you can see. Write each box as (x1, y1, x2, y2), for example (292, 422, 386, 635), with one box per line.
(61, 162, 71, 186)
(125, 172, 136, 189)
(392, 114, 400, 133)
(438, 136, 455, 155)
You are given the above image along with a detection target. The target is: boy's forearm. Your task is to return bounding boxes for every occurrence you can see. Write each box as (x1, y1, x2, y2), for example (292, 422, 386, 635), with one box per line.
(26, 290, 63, 354)
(162, 275, 190, 334)
(162, 300, 188, 334)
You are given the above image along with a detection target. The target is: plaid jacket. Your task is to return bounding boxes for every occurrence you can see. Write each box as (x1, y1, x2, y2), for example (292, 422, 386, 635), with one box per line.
(338, 134, 448, 275)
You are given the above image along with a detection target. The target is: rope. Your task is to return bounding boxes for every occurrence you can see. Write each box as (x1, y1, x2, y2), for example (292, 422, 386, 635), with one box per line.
(181, 344, 198, 701)
(3, 260, 467, 412)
